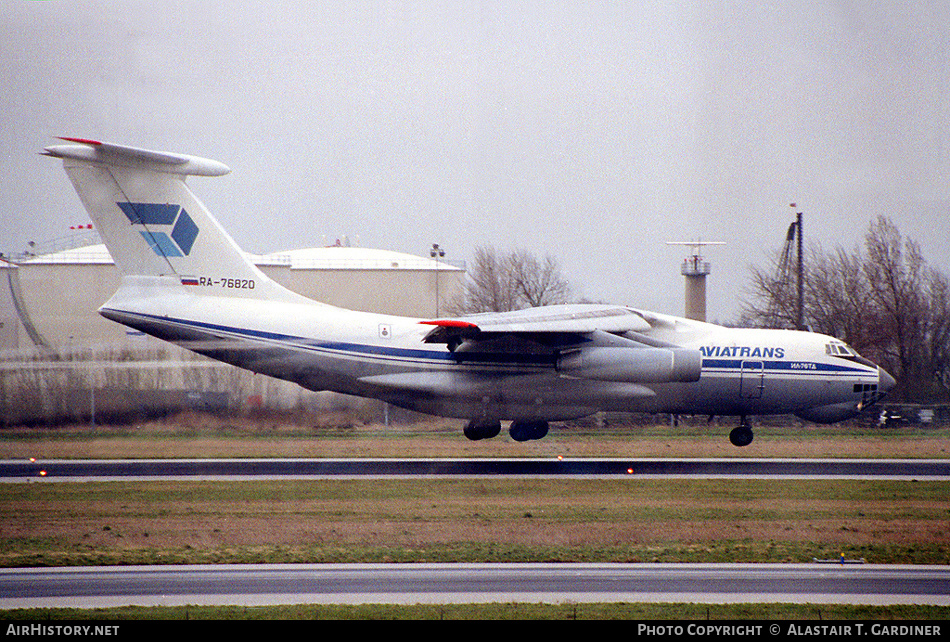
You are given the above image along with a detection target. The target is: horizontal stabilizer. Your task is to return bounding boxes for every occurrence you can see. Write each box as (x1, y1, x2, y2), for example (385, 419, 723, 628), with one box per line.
(43, 138, 230, 176)
(43, 137, 309, 305)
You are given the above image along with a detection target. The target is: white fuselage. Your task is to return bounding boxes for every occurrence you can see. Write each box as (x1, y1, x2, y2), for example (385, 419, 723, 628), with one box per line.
(42, 137, 896, 445)
(100, 276, 888, 424)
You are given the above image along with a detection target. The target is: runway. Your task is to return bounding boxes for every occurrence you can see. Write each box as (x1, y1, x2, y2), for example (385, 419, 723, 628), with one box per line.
(1, 563, 947, 608)
(2, 457, 948, 481)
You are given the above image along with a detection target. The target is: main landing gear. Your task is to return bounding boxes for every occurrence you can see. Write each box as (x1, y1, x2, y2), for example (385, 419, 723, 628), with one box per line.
(508, 420, 549, 442)
(463, 419, 549, 442)
(729, 416, 754, 447)
(463, 420, 501, 441)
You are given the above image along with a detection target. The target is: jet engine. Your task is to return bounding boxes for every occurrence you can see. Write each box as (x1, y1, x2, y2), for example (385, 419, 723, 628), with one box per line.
(557, 347, 702, 383)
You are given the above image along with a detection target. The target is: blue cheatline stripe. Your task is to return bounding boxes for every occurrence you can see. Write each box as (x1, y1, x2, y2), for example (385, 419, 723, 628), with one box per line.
(702, 359, 869, 375)
(104, 309, 555, 368)
(117, 202, 180, 225)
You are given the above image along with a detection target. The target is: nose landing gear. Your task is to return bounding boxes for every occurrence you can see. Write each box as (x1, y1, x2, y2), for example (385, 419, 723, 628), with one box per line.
(729, 416, 754, 447)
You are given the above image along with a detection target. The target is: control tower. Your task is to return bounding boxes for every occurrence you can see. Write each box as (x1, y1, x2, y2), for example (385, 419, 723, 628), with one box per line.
(666, 240, 724, 322)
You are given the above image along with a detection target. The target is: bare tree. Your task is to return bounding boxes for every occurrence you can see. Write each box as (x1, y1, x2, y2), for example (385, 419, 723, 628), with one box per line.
(743, 215, 950, 401)
(743, 245, 815, 331)
(926, 269, 950, 395)
(862, 216, 931, 389)
(508, 249, 573, 308)
(806, 246, 876, 350)
(449, 246, 518, 314)
(448, 245, 573, 314)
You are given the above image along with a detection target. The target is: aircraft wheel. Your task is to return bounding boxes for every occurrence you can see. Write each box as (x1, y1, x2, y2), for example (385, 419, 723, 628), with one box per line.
(729, 426, 754, 447)
(532, 421, 549, 440)
(464, 420, 501, 441)
(463, 424, 481, 441)
(509, 420, 549, 442)
(509, 422, 531, 442)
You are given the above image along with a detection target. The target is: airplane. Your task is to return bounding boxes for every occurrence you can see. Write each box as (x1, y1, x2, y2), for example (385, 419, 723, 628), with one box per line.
(42, 138, 896, 447)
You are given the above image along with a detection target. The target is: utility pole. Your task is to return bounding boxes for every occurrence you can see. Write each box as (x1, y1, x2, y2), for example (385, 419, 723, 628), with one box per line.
(791, 204, 804, 331)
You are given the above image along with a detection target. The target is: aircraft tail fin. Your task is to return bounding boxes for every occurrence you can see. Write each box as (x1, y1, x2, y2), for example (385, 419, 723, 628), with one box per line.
(42, 138, 303, 302)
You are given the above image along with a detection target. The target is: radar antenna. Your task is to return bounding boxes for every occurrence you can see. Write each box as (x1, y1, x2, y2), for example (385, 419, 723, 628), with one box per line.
(665, 240, 725, 322)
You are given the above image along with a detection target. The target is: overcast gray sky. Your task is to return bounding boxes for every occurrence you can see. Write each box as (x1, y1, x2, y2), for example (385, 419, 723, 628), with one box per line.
(3, 1, 949, 320)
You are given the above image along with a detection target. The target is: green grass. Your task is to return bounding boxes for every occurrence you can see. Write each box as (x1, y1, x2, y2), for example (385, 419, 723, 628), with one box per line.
(4, 477, 947, 503)
(3, 541, 947, 568)
(1, 478, 947, 566)
(3, 413, 948, 460)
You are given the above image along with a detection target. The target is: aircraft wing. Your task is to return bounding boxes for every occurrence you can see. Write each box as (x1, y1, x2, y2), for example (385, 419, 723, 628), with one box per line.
(420, 303, 653, 345)
(420, 304, 701, 383)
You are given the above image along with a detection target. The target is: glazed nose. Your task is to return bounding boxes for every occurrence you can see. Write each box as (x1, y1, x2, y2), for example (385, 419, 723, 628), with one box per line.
(878, 366, 896, 392)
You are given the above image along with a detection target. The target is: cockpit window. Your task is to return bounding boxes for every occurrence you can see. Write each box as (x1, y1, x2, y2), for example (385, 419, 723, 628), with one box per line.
(826, 341, 878, 368)
(826, 342, 856, 357)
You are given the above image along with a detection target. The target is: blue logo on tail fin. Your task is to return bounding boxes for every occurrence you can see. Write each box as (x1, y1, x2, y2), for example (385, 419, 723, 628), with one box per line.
(117, 202, 199, 257)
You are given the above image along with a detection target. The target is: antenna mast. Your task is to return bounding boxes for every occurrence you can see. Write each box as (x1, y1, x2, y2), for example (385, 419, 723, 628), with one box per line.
(794, 205, 804, 331)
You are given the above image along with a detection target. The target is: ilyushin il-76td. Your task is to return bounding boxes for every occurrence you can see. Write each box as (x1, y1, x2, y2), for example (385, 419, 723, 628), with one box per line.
(43, 138, 895, 446)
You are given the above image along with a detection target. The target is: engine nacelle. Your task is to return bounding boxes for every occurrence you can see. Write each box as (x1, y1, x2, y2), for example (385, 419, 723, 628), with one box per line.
(794, 402, 861, 424)
(558, 347, 702, 383)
